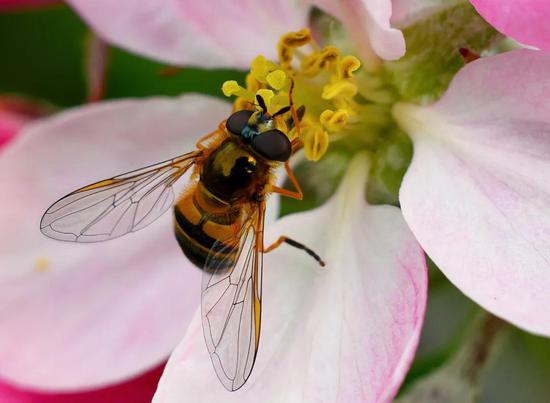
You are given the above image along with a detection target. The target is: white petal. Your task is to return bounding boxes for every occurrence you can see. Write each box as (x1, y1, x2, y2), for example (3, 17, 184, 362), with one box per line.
(395, 49, 550, 336)
(66, 0, 309, 68)
(312, 0, 406, 62)
(154, 154, 427, 403)
(0, 95, 232, 389)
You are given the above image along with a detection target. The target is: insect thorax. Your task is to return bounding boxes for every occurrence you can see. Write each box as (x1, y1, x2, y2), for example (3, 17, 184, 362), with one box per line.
(200, 139, 271, 202)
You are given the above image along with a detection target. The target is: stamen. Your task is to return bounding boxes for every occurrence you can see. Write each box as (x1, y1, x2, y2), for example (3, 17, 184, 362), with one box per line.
(339, 56, 361, 79)
(266, 70, 287, 90)
(221, 28, 362, 161)
(320, 109, 349, 132)
(251, 55, 279, 83)
(322, 81, 358, 100)
(302, 121, 329, 161)
(222, 80, 249, 97)
(256, 89, 274, 110)
(277, 29, 312, 68)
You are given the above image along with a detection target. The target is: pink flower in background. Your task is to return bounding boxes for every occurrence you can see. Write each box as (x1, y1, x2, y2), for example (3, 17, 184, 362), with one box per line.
(0, 108, 24, 147)
(0, 97, 46, 148)
(0, 0, 59, 11)
(0, 364, 164, 403)
(470, 0, 550, 51)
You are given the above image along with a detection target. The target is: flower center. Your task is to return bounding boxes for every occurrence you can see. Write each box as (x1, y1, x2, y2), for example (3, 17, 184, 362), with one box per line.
(222, 29, 362, 161)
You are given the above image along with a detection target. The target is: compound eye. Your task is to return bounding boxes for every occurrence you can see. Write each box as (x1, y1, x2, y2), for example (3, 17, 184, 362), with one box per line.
(251, 129, 292, 162)
(226, 110, 254, 136)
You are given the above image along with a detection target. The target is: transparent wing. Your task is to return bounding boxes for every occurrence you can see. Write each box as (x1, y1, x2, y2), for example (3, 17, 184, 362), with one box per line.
(201, 203, 265, 391)
(40, 152, 199, 242)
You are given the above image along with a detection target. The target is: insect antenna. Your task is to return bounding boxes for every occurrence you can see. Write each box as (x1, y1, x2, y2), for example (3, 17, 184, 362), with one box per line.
(272, 106, 291, 117)
(287, 105, 305, 129)
(256, 94, 268, 114)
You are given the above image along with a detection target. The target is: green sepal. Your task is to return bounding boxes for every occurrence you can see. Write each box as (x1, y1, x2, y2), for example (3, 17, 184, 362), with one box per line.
(384, 3, 502, 103)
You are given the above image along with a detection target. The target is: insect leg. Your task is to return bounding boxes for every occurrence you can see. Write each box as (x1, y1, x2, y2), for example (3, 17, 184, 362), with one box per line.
(268, 161, 303, 200)
(288, 78, 302, 138)
(263, 235, 325, 267)
(195, 126, 227, 150)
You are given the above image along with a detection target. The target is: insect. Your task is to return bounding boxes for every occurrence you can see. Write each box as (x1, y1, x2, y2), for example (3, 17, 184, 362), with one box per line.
(40, 89, 324, 391)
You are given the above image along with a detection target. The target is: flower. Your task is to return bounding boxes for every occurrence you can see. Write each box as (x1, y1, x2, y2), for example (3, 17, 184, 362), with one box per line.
(469, 0, 550, 51)
(3, 0, 550, 402)
(1, 10, 428, 402)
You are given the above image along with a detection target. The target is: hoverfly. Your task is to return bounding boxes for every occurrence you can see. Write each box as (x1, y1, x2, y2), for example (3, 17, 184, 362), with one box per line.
(40, 88, 324, 391)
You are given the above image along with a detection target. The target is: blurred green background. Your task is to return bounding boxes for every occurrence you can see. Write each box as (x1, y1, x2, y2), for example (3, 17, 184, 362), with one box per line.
(1, 4, 550, 402)
(0, 4, 245, 106)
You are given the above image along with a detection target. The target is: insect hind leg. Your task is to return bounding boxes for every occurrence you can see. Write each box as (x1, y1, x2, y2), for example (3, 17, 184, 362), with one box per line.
(263, 235, 325, 267)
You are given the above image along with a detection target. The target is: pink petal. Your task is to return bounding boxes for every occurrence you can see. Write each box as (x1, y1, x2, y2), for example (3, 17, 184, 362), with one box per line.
(0, 110, 27, 148)
(0, 95, 232, 389)
(0, 0, 59, 10)
(0, 363, 164, 403)
(396, 49, 550, 336)
(470, 0, 550, 51)
(154, 155, 427, 402)
(0, 96, 48, 148)
(66, 0, 309, 68)
(312, 0, 405, 61)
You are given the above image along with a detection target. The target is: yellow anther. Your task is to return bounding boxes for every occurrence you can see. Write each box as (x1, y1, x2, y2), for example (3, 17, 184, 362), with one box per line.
(222, 29, 362, 162)
(271, 93, 290, 108)
(234, 97, 251, 111)
(300, 47, 339, 76)
(322, 81, 358, 100)
(245, 73, 262, 94)
(251, 55, 279, 83)
(300, 53, 322, 76)
(266, 69, 287, 90)
(222, 80, 248, 97)
(280, 28, 311, 48)
(302, 123, 329, 161)
(339, 56, 361, 79)
(320, 109, 349, 132)
(278, 28, 312, 67)
(318, 46, 339, 69)
(256, 89, 274, 108)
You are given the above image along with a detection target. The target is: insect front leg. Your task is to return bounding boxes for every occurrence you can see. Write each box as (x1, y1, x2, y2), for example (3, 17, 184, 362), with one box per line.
(263, 235, 325, 267)
(195, 125, 228, 150)
(267, 161, 303, 200)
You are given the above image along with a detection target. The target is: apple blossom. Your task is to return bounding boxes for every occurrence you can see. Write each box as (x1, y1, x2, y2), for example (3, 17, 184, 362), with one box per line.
(2, 0, 550, 401)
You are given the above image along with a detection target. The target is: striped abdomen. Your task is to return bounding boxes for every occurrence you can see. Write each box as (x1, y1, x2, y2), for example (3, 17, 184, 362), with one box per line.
(174, 183, 241, 270)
